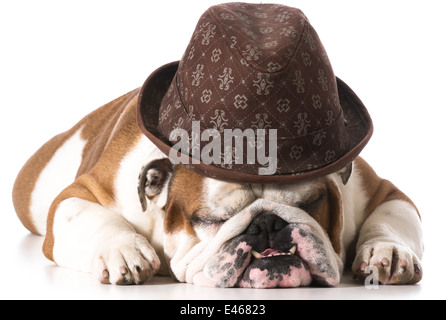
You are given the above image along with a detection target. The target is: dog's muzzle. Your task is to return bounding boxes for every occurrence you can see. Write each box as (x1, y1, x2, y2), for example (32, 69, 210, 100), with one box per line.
(193, 211, 340, 288)
(174, 199, 341, 288)
(237, 212, 312, 288)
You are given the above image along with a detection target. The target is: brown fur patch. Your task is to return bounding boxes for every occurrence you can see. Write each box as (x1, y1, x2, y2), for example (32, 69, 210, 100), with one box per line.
(355, 157, 420, 219)
(307, 180, 343, 254)
(164, 166, 204, 236)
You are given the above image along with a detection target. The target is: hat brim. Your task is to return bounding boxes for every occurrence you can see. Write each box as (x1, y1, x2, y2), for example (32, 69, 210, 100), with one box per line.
(137, 61, 373, 184)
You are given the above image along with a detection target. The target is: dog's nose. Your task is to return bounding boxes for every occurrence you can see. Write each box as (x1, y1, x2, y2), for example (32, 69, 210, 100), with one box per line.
(246, 212, 288, 236)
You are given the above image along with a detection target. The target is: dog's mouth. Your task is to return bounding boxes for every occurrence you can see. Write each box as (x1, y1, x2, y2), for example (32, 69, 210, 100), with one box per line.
(251, 246, 296, 259)
(194, 223, 340, 288)
(239, 244, 312, 288)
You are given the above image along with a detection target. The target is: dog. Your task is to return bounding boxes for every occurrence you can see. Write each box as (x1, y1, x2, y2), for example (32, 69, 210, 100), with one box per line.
(12, 89, 423, 288)
(12, 3, 423, 288)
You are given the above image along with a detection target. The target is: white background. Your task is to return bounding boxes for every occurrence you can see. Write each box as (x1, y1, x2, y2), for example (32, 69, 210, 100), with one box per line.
(1, 0, 445, 300)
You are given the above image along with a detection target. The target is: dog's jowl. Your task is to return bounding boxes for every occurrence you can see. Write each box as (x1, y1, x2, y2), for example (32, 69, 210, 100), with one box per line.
(12, 3, 423, 287)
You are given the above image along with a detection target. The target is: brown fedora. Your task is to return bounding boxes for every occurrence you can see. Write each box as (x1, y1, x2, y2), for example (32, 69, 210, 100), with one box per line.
(137, 3, 373, 184)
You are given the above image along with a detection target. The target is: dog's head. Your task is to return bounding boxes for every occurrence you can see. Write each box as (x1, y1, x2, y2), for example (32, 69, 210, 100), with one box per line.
(139, 159, 352, 288)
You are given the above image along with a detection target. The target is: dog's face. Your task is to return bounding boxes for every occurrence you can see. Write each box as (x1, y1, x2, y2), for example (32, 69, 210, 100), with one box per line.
(140, 160, 351, 288)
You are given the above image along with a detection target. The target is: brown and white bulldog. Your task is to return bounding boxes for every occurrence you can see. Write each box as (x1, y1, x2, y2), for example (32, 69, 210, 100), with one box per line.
(12, 89, 423, 288)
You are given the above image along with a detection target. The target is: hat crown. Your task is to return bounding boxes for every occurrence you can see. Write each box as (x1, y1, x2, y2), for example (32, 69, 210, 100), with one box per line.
(201, 3, 306, 73)
(161, 2, 341, 136)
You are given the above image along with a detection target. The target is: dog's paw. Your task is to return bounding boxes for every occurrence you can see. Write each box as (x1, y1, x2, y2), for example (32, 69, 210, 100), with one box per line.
(93, 234, 160, 285)
(352, 242, 422, 285)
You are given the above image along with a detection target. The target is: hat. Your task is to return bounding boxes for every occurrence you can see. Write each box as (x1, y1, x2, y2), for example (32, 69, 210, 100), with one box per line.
(137, 3, 373, 184)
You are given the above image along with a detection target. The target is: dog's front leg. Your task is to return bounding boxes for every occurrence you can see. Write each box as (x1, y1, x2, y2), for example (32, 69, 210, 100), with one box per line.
(350, 158, 424, 285)
(45, 197, 160, 285)
(352, 199, 423, 285)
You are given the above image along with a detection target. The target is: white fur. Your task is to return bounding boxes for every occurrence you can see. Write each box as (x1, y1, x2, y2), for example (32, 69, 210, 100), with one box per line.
(336, 163, 369, 261)
(113, 135, 165, 237)
(30, 128, 86, 235)
(52, 197, 160, 283)
(52, 197, 135, 272)
(356, 199, 423, 258)
(112, 134, 167, 274)
(203, 178, 255, 221)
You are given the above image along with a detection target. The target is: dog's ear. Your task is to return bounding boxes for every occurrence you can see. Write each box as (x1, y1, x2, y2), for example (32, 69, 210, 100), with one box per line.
(138, 158, 174, 212)
(338, 162, 353, 185)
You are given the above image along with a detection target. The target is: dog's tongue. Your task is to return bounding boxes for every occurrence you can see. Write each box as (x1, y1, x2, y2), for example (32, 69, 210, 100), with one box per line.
(260, 248, 285, 257)
(251, 246, 297, 259)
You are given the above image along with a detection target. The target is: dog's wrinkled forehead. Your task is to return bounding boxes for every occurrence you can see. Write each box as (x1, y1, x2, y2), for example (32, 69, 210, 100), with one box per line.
(203, 177, 325, 219)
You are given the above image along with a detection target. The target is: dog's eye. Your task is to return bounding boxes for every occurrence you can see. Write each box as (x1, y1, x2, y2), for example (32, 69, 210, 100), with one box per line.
(189, 216, 227, 227)
(188, 207, 227, 227)
(298, 192, 326, 213)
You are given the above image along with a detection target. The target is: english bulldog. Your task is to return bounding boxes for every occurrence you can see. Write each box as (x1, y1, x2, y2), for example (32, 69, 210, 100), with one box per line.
(12, 89, 423, 288)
